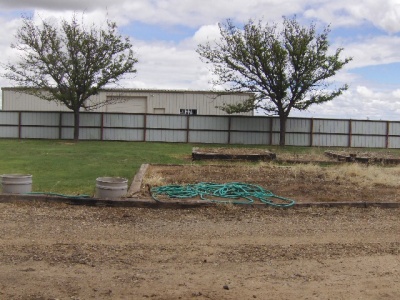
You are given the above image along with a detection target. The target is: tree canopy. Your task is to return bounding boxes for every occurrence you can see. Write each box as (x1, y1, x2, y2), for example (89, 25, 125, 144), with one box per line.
(197, 17, 352, 146)
(3, 14, 138, 140)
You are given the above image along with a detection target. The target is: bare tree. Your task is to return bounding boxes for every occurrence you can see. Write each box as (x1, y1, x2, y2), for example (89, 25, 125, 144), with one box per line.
(197, 17, 352, 146)
(3, 14, 138, 141)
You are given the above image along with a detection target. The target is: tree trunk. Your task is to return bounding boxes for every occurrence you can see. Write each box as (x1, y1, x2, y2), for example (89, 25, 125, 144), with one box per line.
(73, 109, 80, 141)
(279, 115, 287, 147)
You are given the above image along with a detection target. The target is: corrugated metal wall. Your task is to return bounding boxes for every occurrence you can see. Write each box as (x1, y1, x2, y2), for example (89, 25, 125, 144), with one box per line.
(2, 92, 69, 111)
(2, 89, 253, 116)
(0, 111, 399, 148)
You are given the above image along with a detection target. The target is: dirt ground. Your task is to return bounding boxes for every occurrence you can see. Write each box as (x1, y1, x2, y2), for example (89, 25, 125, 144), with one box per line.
(1, 152, 400, 299)
(0, 201, 400, 300)
(143, 164, 400, 203)
(144, 147, 400, 204)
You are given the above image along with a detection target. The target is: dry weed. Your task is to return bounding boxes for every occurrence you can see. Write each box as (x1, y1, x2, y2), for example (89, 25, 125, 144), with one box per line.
(287, 163, 400, 187)
(142, 173, 165, 186)
(289, 164, 323, 179)
(326, 164, 400, 187)
(277, 148, 330, 161)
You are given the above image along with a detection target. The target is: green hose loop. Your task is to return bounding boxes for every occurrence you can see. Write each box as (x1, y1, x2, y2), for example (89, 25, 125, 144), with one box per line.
(27, 192, 91, 199)
(151, 182, 296, 207)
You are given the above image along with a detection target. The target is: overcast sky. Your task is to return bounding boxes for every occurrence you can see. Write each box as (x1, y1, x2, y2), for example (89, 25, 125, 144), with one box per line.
(1, 0, 400, 120)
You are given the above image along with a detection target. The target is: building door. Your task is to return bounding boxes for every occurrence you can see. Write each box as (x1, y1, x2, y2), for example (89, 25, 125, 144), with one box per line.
(106, 96, 147, 113)
(153, 108, 165, 114)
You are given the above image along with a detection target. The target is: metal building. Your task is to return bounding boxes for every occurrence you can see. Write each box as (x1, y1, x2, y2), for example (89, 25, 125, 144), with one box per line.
(1, 88, 254, 116)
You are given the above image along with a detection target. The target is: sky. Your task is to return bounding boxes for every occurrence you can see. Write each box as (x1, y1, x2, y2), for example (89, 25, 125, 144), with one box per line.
(0, 0, 400, 120)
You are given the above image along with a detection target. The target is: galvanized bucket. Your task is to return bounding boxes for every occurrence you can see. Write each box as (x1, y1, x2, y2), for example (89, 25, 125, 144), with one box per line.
(95, 177, 128, 199)
(1, 174, 33, 194)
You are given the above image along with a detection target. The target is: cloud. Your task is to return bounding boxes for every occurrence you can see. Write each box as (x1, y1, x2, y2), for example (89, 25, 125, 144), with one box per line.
(304, 0, 400, 33)
(2, 1, 400, 119)
(3, 0, 400, 33)
(338, 35, 400, 69)
(0, 0, 115, 11)
(0, 16, 25, 88)
(115, 40, 213, 90)
(392, 89, 400, 98)
(191, 24, 221, 46)
(356, 86, 375, 98)
(291, 85, 400, 120)
(1, 0, 311, 27)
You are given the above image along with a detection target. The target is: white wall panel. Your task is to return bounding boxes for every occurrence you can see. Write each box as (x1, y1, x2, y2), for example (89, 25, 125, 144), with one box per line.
(103, 114, 144, 128)
(189, 116, 229, 130)
(0, 112, 19, 125)
(351, 136, 386, 148)
(285, 133, 310, 146)
(21, 112, 60, 126)
(286, 118, 311, 133)
(314, 119, 349, 134)
(103, 129, 144, 141)
(146, 130, 187, 142)
(230, 117, 271, 131)
(80, 114, 102, 127)
(352, 121, 386, 135)
(61, 113, 101, 127)
(313, 134, 349, 147)
(0, 126, 19, 138)
(146, 115, 187, 129)
(78, 128, 101, 140)
(61, 128, 73, 139)
(189, 131, 229, 144)
(389, 122, 400, 135)
(389, 137, 400, 148)
(230, 132, 270, 144)
(21, 127, 59, 139)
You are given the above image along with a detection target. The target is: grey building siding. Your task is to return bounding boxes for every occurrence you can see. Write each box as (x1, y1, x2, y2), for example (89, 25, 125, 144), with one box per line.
(1, 88, 254, 116)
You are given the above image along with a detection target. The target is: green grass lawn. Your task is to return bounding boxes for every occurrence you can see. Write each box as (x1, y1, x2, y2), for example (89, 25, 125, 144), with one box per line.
(1, 139, 398, 196)
(0, 139, 196, 195)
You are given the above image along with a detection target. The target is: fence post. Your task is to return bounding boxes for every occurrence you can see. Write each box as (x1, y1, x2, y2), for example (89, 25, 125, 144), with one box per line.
(59, 112, 63, 140)
(386, 121, 390, 148)
(100, 112, 104, 141)
(348, 119, 352, 147)
(269, 117, 273, 145)
(143, 114, 147, 142)
(18, 112, 22, 139)
(186, 115, 190, 143)
(310, 118, 314, 147)
(228, 116, 231, 144)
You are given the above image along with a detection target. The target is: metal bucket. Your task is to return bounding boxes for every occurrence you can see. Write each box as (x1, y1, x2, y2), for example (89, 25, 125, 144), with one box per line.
(1, 174, 33, 194)
(95, 177, 128, 199)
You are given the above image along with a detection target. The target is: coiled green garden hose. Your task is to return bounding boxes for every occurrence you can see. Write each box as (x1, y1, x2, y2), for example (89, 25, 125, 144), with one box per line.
(151, 182, 295, 207)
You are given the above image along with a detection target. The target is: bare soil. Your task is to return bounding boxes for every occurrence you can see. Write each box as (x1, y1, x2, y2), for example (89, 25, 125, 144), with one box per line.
(1, 201, 400, 300)
(2, 151, 400, 299)
(144, 164, 400, 203)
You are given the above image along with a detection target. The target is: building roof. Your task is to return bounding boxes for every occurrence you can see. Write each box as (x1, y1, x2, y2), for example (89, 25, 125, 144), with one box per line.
(1, 86, 254, 95)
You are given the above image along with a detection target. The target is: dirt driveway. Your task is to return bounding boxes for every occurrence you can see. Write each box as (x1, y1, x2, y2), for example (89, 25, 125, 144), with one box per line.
(1, 201, 399, 299)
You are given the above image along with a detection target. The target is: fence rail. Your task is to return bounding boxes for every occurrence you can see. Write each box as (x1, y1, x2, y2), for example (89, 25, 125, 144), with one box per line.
(0, 111, 399, 148)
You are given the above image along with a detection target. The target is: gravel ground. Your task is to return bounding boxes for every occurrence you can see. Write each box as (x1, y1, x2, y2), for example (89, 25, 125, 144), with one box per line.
(1, 201, 399, 299)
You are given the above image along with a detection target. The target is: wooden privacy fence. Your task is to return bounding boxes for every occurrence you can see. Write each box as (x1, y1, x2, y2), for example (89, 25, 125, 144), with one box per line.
(0, 111, 400, 148)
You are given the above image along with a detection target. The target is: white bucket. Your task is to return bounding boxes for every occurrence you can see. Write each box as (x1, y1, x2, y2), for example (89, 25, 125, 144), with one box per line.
(95, 177, 128, 199)
(1, 174, 33, 194)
